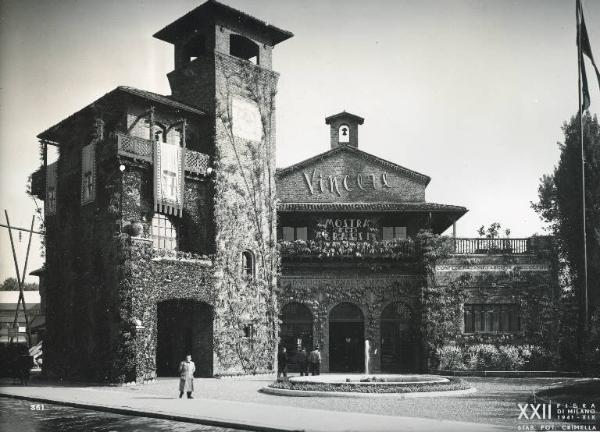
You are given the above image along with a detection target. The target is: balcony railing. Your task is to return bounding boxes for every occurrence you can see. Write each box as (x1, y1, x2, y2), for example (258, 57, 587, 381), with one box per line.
(115, 132, 210, 175)
(451, 238, 534, 255)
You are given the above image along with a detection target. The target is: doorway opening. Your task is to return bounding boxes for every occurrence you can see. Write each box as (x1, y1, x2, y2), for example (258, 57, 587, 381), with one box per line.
(156, 299, 213, 377)
(380, 301, 416, 372)
(329, 302, 364, 373)
(280, 302, 313, 372)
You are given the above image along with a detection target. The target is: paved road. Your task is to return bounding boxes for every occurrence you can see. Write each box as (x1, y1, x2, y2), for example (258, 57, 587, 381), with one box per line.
(0, 374, 584, 431)
(0, 397, 248, 432)
(103, 375, 578, 426)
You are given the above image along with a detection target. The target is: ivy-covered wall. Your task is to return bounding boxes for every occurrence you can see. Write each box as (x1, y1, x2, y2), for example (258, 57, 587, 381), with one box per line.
(278, 235, 559, 373)
(279, 261, 423, 373)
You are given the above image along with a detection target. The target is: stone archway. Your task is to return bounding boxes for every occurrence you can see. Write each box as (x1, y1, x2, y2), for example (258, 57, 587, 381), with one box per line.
(329, 302, 365, 373)
(280, 302, 313, 372)
(380, 301, 416, 372)
(156, 299, 213, 377)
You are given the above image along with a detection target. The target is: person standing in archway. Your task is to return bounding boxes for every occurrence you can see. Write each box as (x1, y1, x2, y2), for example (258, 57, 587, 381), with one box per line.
(277, 347, 288, 378)
(178, 354, 195, 399)
(309, 346, 321, 376)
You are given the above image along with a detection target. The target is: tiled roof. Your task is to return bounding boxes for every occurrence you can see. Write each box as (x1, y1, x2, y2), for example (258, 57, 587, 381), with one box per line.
(277, 202, 468, 213)
(117, 87, 205, 115)
(325, 111, 365, 125)
(154, 0, 293, 45)
(37, 86, 205, 142)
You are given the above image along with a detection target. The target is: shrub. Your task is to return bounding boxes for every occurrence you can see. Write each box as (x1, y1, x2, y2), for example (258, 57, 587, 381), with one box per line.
(466, 344, 502, 370)
(519, 345, 554, 370)
(269, 377, 470, 393)
(497, 345, 525, 370)
(437, 345, 466, 370)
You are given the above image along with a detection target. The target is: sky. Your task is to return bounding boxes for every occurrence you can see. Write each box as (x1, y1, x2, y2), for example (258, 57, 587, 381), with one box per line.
(1, 0, 600, 283)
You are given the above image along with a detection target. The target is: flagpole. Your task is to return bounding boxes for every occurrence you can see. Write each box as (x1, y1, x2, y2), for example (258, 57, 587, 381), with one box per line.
(577, 0, 589, 332)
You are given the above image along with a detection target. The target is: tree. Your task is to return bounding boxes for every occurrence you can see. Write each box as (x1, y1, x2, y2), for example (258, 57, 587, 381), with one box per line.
(0, 277, 39, 291)
(532, 112, 600, 372)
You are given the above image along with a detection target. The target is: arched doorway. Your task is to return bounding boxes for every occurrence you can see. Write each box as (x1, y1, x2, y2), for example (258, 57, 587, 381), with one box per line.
(156, 299, 213, 377)
(380, 301, 415, 372)
(329, 302, 364, 373)
(280, 303, 313, 372)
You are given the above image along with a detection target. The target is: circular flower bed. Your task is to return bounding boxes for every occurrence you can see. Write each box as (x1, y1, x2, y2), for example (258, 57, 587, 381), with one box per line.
(268, 376, 469, 394)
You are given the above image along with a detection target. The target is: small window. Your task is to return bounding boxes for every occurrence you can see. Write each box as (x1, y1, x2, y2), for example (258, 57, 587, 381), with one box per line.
(151, 213, 179, 250)
(463, 304, 520, 334)
(382, 226, 407, 241)
(242, 250, 255, 279)
(339, 124, 350, 143)
(282, 227, 308, 241)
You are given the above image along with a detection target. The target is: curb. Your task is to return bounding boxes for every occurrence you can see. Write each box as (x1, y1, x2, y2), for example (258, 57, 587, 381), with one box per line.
(259, 386, 477, 398)
(0, 392, 302, 432)
(435, 370, 581, 378)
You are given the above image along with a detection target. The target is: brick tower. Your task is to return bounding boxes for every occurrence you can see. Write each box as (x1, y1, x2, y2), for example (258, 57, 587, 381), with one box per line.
(154, 1, 293, 373)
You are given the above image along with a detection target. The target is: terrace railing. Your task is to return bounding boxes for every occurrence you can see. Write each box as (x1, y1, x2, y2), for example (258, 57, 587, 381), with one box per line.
(452, 238, 533, 254)
(115, 132, 210, 175)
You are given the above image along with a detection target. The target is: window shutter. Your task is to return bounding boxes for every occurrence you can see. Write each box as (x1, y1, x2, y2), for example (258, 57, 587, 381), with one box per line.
(382, 227, 393, 241)
(283, 227, 295, 242)
(296, 227, 308, 241)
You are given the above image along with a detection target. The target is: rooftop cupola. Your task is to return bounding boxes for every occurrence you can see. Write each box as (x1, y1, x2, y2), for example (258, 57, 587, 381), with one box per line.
(154, 0, 293, 72)
(325, 111, 364, 149)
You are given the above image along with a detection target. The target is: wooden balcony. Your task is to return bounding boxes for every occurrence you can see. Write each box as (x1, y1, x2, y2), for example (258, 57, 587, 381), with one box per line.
(450, 238, 549, 255)
(115, 132, 210, 175)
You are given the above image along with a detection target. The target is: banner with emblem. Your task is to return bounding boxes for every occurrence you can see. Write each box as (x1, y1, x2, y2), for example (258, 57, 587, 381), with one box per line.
(81, 143, 96, 204)
(154, 141, 184, 217)
(46, 162, 58, 215)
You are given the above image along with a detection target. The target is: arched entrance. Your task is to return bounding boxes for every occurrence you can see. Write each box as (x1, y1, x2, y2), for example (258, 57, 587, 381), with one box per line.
(280, 303, 313, 372)
(156, 299, 213, 377)
(329, 302, 364, 373)
(380, 301, 415, 372)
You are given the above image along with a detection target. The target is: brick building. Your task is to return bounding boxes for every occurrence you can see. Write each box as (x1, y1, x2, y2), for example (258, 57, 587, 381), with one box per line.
(276, 113, 558, 373)
(29, 1, 558, 382)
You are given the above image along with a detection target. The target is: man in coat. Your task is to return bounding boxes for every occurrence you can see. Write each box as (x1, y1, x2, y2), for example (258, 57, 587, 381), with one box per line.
(296, 347, 309, 376)
(178, 354, 195, 399)
(309, 345, 321, 376)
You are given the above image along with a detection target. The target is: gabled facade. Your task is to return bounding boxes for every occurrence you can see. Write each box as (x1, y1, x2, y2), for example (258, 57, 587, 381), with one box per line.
(276, 112, 558, 374)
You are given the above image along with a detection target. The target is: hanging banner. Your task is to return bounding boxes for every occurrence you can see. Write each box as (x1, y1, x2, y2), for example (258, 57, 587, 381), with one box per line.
(81, 143, 96, 204)
(154, 142, 184, 217)
(46, 162, 58, 215)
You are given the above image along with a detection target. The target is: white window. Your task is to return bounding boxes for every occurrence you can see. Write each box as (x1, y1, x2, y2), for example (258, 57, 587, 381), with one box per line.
(382, 226, 407, 241)
(151, 213, 179, 250)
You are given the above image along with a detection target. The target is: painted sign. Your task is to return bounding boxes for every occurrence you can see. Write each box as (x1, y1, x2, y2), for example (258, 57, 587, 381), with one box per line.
(232, 96, 262, 142)
(321, 218, 377, 241)
(303, 169, 392, 196)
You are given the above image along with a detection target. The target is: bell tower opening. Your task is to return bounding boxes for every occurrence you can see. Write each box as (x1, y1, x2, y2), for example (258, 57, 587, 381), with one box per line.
(230, 34, 259, 65)
(325, 111, 364, 149)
